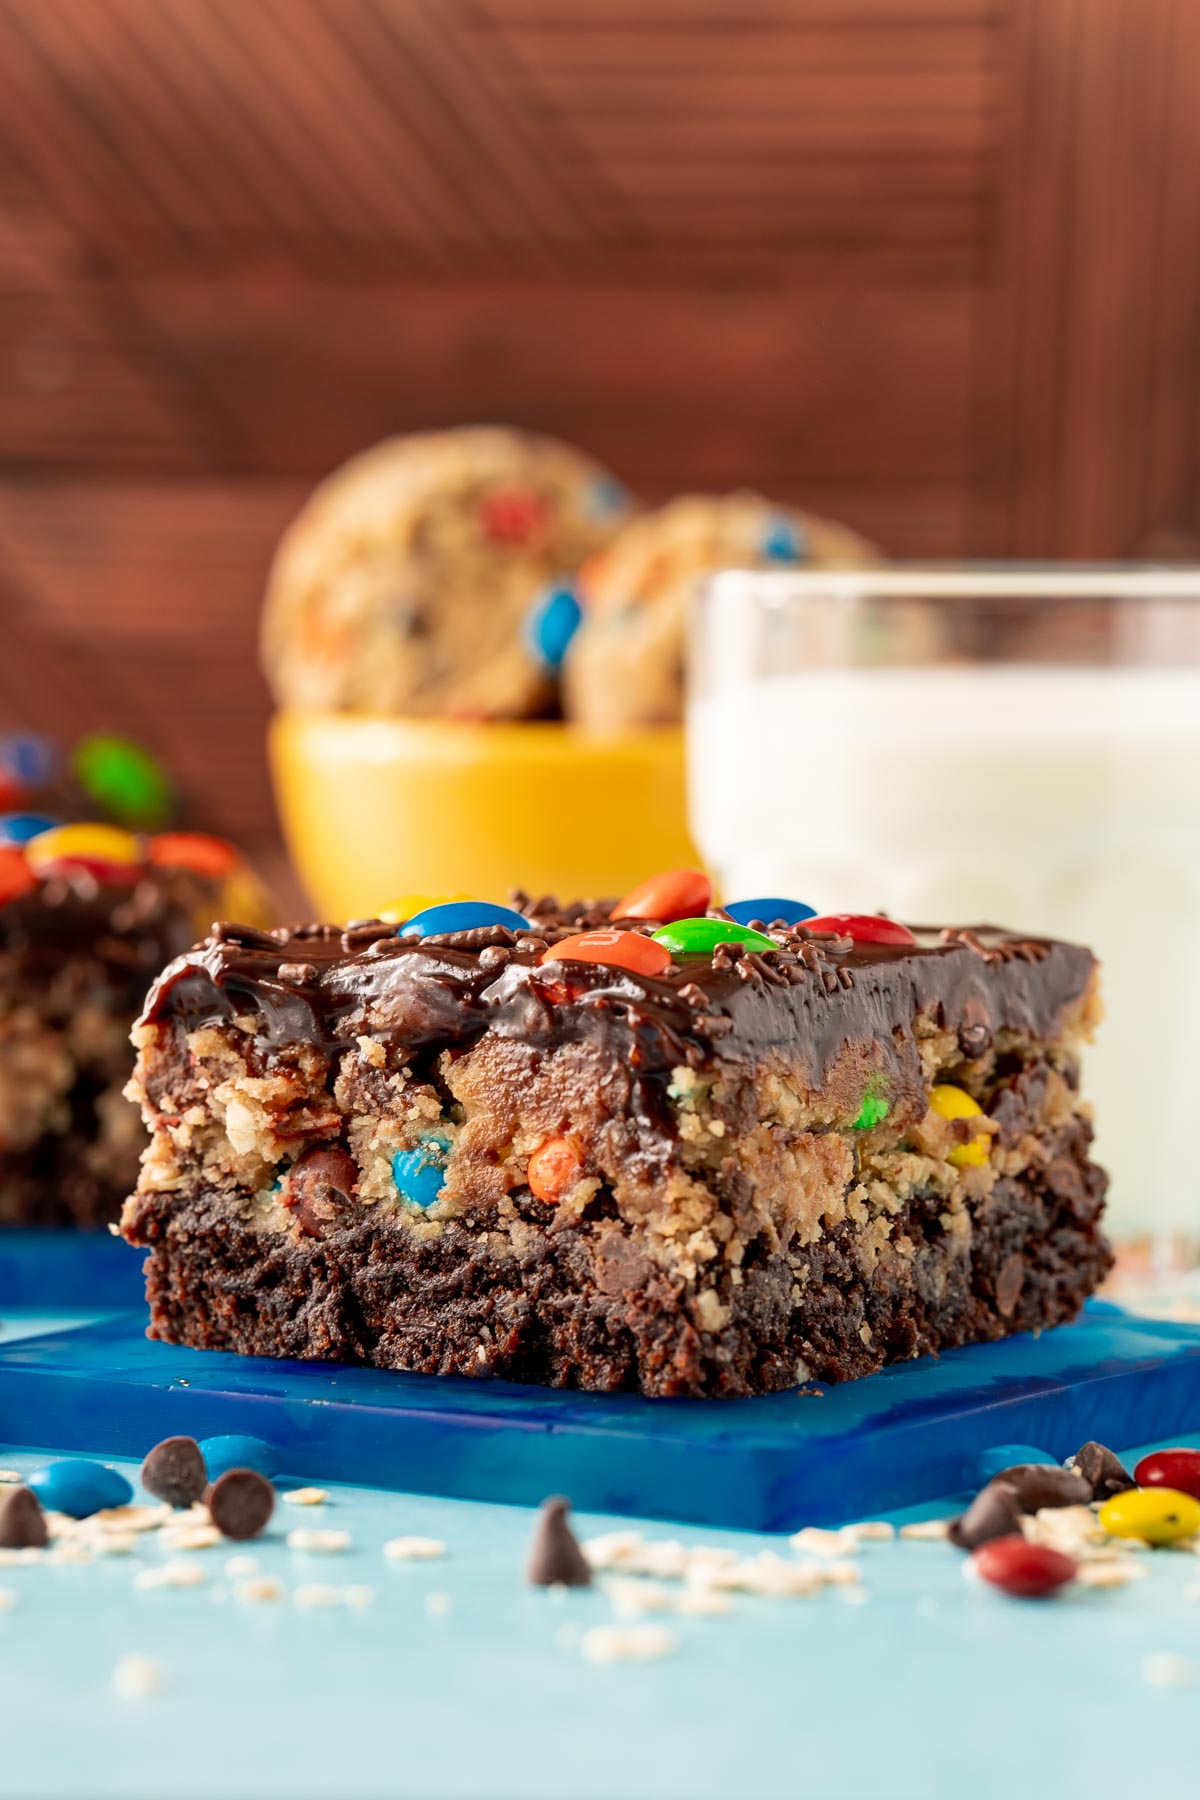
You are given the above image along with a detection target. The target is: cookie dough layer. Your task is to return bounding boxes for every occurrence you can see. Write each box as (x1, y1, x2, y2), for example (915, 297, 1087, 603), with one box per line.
(121, 907, 1109, 1395)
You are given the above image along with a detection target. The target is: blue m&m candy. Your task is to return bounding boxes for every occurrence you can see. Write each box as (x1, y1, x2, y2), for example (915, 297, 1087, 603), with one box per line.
(399, 900, 530, 938)
(198, 1434, 282, 1481)
(760, 517, 810, 564)
(724, 897, 817, 928)
(585, 474, 630, 520)
(0, 812, 60, 846)
(0, 732, 59, 788)
(393, 1136, 450, 1210)
(526, 585, 583, 669)
(27, 1458, 133, 1519)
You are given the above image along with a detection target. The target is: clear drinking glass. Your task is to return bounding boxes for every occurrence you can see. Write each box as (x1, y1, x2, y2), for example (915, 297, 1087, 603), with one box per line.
(688, 567, 1200, 1250)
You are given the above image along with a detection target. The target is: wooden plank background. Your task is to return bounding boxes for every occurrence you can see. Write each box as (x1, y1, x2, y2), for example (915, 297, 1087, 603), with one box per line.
(0, 0, 1198, 853)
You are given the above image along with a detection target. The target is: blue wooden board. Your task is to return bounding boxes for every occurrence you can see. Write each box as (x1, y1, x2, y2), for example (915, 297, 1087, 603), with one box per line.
(3, 1301, 1200, 1529)
(0, 1230, 146, 1309)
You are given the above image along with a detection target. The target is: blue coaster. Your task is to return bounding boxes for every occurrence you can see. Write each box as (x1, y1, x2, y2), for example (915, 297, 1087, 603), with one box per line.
(0, 1231, 145, 1309)
(2, 1302, 1198, 1530)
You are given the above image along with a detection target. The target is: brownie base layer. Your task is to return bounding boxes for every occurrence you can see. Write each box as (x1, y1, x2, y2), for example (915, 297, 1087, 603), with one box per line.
(132, 1145, 1111, 1398)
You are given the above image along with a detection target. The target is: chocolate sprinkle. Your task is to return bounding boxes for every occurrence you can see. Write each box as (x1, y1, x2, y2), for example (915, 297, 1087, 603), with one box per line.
(0, 1485, 49, 1550)
(208, 1468, 275, 1541)
(526, 1495, 591, 1587)
(140, 1436, 208, 1508)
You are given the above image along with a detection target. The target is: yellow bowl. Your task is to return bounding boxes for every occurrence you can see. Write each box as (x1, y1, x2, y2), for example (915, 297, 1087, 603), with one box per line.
(268, 712, 702, 921)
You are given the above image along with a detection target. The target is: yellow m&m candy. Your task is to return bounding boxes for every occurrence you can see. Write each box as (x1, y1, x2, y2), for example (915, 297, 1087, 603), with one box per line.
(25, 822, 141, 873)
(929, 1083, 990, 1168)
(1098, 1486, 1200, 1546)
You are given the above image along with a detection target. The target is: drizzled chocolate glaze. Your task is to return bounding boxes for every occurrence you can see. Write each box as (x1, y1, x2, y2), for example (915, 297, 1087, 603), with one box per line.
(140, 902, 1097, 1085)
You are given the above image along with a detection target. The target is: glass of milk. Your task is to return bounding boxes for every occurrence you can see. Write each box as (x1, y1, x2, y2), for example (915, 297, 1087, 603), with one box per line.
(688, 567, 1200, 1248)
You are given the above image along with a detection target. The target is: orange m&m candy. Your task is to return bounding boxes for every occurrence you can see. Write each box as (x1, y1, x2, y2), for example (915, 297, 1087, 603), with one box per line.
(541, 929, 672, 978)
(150, 832, 241, 878)
(0, 846, 37, 905)
(612, 868, 713, 924)
(527, 1136, 583, 1203)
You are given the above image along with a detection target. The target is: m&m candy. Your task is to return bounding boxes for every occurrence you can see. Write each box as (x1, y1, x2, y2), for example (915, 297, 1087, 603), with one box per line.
(1098, 1486, 1200, 1546)
(198, 1435, 282, 1482)
(25, 822, 141, 877)
(613, 869, 712, 924)
(0, 812, 60, 846)
(526, 585, 583, 669)
(1132, 1447, 1200, 1500)
(542, 930, 672, 978)
(26, 1458, 133, 1520)
(724, 896, 816, 928)
(929, 1084, 990, 1168)
(804, 913, 917, 947)
(479, 488, 547, 544)
(971, 1536, 1076, 1599)
(73, 734, 173, 829)
(651, 917, 775, 958)
(149, 832, 240, 877)
(399, 900, 530, 939)
(760, 517, 809, 564)
(0, 731, 58, 788)
(527, 1136, 582, 1203)
(0, 846, 38, 904)
(852, 1093, 889, 1131)
(392, 1137, 450, 1210)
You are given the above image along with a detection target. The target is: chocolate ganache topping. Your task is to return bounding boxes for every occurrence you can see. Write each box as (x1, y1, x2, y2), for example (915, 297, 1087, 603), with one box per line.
(139, 900, 1097, 1089)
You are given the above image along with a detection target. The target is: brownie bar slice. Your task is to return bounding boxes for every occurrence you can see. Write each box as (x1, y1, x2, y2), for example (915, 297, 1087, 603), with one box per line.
(1, 832, 266, 1228)
(121, 901, 1110, 1396)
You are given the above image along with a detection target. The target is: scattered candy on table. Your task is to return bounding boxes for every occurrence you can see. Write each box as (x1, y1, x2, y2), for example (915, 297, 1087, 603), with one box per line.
(977, 1444, 1059, 1482)
(398, 899, 530, 938)
(141, 1436, 208, 1508)
(527, 1136, 583, 1204)
(392, 1137, 450, 1210)
(803, 913, 918, 946)
(929, 1084, 990, 1167)
(26, 1458, 133, 1519)
(612, 868, 713, 923)
(208, 1469, 276, 1541)
(1132, 1446, 1200, 1500)
(971, 1536, 1077, 1599)
(723, 896, 817, 927)
(1097, 1486, 1200, 1545)
(651, 917, 776, 958)
(542, 929, 673, 977)
(526, 1496, 592, 1588)
(0, 1485, 49, 1549)
(526, 584, 583, 668)
(198, 1435, 282, 1482)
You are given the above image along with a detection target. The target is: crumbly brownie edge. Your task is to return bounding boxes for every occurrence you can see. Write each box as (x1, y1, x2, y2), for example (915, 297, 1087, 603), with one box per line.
(128, 1125, 1111, 1398)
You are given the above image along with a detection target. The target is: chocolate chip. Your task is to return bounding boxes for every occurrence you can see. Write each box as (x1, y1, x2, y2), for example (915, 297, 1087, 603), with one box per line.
(282, 1145, 358, 1239)
(948, 1479, 1025, 1550)
(995, 1253, 1026, 1318)
(0, 1485, 48, 1549)
(526, 1496, 591, 1587)
(208, 1468, 275, 1540)
(991, 1464, 1091, 1512)
(1072, 1441, 1136, 1501)
(140, 1436, 207, 1508)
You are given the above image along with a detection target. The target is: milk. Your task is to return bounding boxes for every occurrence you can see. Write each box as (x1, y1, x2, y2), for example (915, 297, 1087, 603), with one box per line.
(689, 665, 1200, 1241)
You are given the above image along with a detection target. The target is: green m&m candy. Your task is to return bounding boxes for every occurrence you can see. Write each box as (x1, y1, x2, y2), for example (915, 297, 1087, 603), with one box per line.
(73, 734, 174, 830)
(651, 917, 776, 958)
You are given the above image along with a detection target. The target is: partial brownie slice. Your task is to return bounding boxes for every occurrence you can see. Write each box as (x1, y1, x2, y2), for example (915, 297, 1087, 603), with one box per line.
(121, 900, 1109, 1396)
(0, 827, 268, 1228)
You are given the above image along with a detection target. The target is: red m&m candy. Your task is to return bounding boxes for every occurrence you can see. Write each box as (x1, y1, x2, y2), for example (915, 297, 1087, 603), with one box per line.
(542, 930, 672, 978)
(479, 488, 548, 545)
(612, 868, 712, 924)
(527, 1136, 582, 1203)
(149, 832, 241, 878)
(804, 913, 917, 947)
(1133, 1447, 1200, 1500)
(972, 1536, 1076, 1598)
(0, 846, 37, 905)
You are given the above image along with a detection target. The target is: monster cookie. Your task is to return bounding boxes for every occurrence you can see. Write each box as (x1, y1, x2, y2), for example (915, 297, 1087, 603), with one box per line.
(0, 824, 268, 1228)
(261, 427, 632, 720)
(563, 493, 877, 729)
(121, 874, 1109, 1397)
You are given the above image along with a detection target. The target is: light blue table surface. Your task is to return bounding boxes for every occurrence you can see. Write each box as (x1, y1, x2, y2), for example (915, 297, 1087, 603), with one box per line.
(3, 1310, 1199, 1800)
